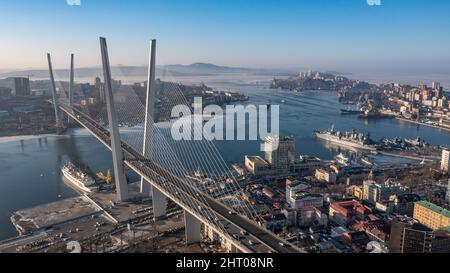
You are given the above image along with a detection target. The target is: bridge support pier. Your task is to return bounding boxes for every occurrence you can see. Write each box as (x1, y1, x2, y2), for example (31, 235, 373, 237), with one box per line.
(152, 187, 167, 220)
(184, 211, 202, 245)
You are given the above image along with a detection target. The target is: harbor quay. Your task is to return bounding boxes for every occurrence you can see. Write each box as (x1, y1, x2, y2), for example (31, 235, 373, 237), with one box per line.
(0, 182, 187, 253)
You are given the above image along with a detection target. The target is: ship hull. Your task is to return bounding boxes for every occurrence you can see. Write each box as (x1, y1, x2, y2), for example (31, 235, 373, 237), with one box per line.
(340, 109, 363, 115)
(315, 133, 377, 151)
(61, 169, 96, 194)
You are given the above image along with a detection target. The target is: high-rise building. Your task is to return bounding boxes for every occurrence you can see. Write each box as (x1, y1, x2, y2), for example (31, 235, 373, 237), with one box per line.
(264, 136, 295, 171)
(432, 82, 441, 91)
(389, 216, 450, 253)
(94, 77, 105, 102)
(441, 149, 450, 172)
(413, 201, 450, 230)
(14, 77, 30, 96)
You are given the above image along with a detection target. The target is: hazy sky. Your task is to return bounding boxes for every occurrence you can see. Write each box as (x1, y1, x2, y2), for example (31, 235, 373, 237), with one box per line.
(1, 0, 450, 74)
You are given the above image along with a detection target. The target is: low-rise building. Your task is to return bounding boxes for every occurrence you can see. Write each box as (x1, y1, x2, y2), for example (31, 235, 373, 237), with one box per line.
(329, 200, 372, 226)
(244, 156, 272, 176)
(363, 178, 405, 205)
(394, 193, 421, 217)
(315, 168, 337, 183)
(262, 213, 288, 231)
(291, 156, 323, 175)
(288, 191, 324, 210)
(285, 181, 309, 201)
(296, 206, 328, 227)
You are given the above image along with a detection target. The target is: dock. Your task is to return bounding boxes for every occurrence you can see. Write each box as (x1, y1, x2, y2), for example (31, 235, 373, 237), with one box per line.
(11, 196, 101, 235)
(0, 182, 185, 253)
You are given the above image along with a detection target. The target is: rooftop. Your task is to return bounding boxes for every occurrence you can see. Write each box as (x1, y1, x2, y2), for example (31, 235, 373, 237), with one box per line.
(245, 156, 269, 166)
(415, 201, 450, 218)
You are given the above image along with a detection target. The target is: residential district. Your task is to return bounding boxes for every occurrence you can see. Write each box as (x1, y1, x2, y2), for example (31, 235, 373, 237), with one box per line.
(237, 135, 450, 253)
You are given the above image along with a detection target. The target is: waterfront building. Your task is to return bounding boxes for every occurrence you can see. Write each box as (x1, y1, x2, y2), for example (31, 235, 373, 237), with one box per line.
(413, 201, 450, 230)
(441, 149, 450, 172)
(244, 155, 272, 176)
(13, 77, 30, 96)
(264, 136, 295, 172)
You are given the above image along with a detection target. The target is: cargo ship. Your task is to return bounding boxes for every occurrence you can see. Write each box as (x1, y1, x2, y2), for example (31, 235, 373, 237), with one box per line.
(61, 162, 98, 194)
(315, 125, 378, 151)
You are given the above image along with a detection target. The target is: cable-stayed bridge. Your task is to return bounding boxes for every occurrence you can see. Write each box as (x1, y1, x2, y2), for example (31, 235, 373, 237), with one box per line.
(47, 37, 301, 254)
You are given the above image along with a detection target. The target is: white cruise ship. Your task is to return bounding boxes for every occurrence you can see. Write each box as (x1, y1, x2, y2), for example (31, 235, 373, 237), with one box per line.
(61, 162, 97, 194)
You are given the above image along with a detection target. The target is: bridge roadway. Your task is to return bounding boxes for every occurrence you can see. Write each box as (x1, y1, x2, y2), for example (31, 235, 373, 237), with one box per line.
(58, 103, 302, 254)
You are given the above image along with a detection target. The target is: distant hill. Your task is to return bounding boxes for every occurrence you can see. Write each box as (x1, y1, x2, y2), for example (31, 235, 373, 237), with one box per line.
(0, 63, 293, 80)
(163, 63, 265, 75)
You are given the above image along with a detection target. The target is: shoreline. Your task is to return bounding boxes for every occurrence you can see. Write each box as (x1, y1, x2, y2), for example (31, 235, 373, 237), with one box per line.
(0, 128, 91, 143)
(395, 117, 450, 133)
(377, 151, 439, 162)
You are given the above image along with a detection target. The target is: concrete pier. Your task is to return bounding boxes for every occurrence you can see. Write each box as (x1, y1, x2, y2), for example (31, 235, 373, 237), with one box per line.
(184, 211, 202, 245)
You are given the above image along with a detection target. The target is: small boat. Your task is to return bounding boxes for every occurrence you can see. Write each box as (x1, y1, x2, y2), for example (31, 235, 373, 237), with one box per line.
(335, 153, 350, 166)
(361, 157, 374, 166)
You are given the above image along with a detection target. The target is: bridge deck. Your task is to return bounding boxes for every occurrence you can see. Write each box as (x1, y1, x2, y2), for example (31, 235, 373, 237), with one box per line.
(58, 103, 302, 254)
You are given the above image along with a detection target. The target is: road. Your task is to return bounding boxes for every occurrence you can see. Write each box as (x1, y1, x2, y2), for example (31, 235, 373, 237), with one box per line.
(58, 103, 302, 253)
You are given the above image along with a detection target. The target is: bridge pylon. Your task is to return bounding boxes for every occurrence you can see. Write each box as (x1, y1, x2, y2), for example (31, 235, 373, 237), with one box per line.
(100, 37, 129, 202)
(67, 54, 75, 125)
(47, 53, 63, 134)
(69, 54, 74, 106)
(140, 39, 168, 219)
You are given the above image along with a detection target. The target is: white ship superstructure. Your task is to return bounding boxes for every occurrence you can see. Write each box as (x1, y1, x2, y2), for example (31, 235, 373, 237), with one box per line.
(61, 162, 97, 194)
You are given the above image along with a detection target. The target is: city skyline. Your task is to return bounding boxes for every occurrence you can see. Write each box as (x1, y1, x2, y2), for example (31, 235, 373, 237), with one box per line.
(1, 0, 450, 75)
